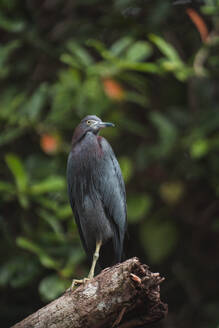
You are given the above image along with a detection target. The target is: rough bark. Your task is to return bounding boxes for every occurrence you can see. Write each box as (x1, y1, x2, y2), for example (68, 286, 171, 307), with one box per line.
(11, 257, 168, 328)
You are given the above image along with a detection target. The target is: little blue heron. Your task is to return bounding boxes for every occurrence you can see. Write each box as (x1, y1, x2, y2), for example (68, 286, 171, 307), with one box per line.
(67, 115, 127, 285)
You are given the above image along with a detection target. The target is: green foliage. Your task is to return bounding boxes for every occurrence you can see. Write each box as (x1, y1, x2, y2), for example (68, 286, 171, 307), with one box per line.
(5, 153, 29, 207)
(30, 177, 66, 195)
(21, 84, 48, 123)
(190, 138, 209, 158)
(1, 1, 219, 327)
(125, 41, 152, 62)
(149, 34, 192, 80)
(0, 40, 20, 78)
(159, 181, 184, 205)
(39, 274, 69, 302)
(127, 193, 152, 223)
(16, 237, 60, 270)
(0, 256, 40, 288)
(150, 112, 178, 157)
(119, 156, 133, 182)
(141, 219, 178, 263)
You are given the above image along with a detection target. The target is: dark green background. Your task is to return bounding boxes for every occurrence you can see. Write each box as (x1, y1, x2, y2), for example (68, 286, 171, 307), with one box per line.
(0, 0, 219, 327)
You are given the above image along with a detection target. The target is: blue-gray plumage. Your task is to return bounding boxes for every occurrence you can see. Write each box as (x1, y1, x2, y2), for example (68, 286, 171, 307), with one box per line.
(67, 115, 126, 280)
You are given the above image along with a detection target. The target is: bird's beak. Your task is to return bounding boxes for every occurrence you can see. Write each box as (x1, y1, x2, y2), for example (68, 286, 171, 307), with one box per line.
(97, 121, 115, 128)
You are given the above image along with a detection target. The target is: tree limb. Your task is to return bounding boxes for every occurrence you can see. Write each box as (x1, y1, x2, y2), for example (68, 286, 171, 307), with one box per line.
(11, 257, 168, 328)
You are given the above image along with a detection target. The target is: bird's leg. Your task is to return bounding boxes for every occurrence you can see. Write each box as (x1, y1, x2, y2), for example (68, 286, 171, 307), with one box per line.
(68, 240, 102, 291)
(88, 240, 102, 279)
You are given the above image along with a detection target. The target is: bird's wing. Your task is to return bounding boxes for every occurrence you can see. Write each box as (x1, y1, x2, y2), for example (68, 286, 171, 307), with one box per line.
(66, 152, 90, 257)
(98, 137, 127, 251)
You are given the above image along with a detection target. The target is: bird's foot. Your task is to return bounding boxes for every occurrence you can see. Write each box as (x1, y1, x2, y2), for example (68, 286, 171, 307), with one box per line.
(67, 278, 90, 291)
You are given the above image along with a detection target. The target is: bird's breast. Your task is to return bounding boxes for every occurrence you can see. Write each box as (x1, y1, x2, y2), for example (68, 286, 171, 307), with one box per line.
(74, 133, 102, 160)
(70, 133, 106, 201)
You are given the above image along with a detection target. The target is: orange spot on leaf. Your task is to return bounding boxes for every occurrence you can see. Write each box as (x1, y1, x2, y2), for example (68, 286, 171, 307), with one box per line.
(103, 78, 125, 101)
(186, 8, 209, 43)
(40, 134, 59, 154)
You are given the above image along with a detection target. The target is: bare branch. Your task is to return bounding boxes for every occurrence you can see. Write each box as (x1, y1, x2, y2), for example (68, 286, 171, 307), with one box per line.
(11, 257, 168, 328)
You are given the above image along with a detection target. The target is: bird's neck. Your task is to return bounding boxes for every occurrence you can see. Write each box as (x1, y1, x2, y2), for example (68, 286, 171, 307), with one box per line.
(72, 132, 103, 158)
(72, 126, 86, 146)
(72, 127, 101, 146)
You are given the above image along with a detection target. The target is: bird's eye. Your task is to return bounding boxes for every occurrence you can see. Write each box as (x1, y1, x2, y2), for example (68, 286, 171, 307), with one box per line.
(87, 120, 92, 125)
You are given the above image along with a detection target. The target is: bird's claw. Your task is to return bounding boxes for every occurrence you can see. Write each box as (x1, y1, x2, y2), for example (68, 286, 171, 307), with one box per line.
(68, 278, 90, 291)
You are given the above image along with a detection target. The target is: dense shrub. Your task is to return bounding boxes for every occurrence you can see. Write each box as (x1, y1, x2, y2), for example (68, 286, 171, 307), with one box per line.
(0, 1, 219, 327)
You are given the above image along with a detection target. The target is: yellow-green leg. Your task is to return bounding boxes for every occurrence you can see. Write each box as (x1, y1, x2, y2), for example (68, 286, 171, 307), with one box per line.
(88, 240, 102, 279)
(69, 240, 102, 290)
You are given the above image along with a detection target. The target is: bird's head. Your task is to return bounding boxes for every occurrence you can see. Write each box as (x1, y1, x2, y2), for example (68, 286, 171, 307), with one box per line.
(72, 115, 115, 144)
(80, 115, 115, 134)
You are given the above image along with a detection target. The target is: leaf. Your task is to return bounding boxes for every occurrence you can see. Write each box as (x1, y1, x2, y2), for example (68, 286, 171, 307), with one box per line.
(0, 40, 20, 78)
(30, 176, 66, 195)
(66, 41, 94, 67)
(117, 60, 160, 74)
(39, 274, 68, 301)
(141, 219, 178, 263)
(0, 39, 20, 64)
(12, 260, 40, 288)
(56, 204, 72, 220)
(149, 34, 192, 80)
(88, 39, 159, 74)
(0, 257, 40, 288)
(38, 209, 64, 239)
(0, 127, 25, 146)
(190, 139, 209, 158)
(0, 14, 25, 32)
(127, 193, 152, 222)
(125, 41, 152, 62)
(5, 153, 29, 207)
(0, 181, 14, 193)
(119, 156, 133, 182)
(159, 181, 185, 205)
(86, 39, 113, 61)
(16, 237, 59, 270)
(110, 36, 133, 56)
(149, 34, 182, 63)
(0, 89, 26, 122)
(201, 3, 219, 15)
(0, 260, 15, 287)
(60, 53, 81, 69)
(125, 91, 148, 107)
(16, 237, 42, 254)
(22, 84, 48, 122)
(150, 112, 178, 156)
(5, 154, 28, 192)
(83, 76, 103, 100)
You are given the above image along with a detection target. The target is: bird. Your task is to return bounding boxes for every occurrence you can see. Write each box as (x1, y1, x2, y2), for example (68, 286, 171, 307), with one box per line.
(67, 115, 127, 286)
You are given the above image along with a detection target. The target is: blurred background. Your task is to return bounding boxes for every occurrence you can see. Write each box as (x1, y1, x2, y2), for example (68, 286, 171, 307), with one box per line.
(0, 0, 219, 327)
